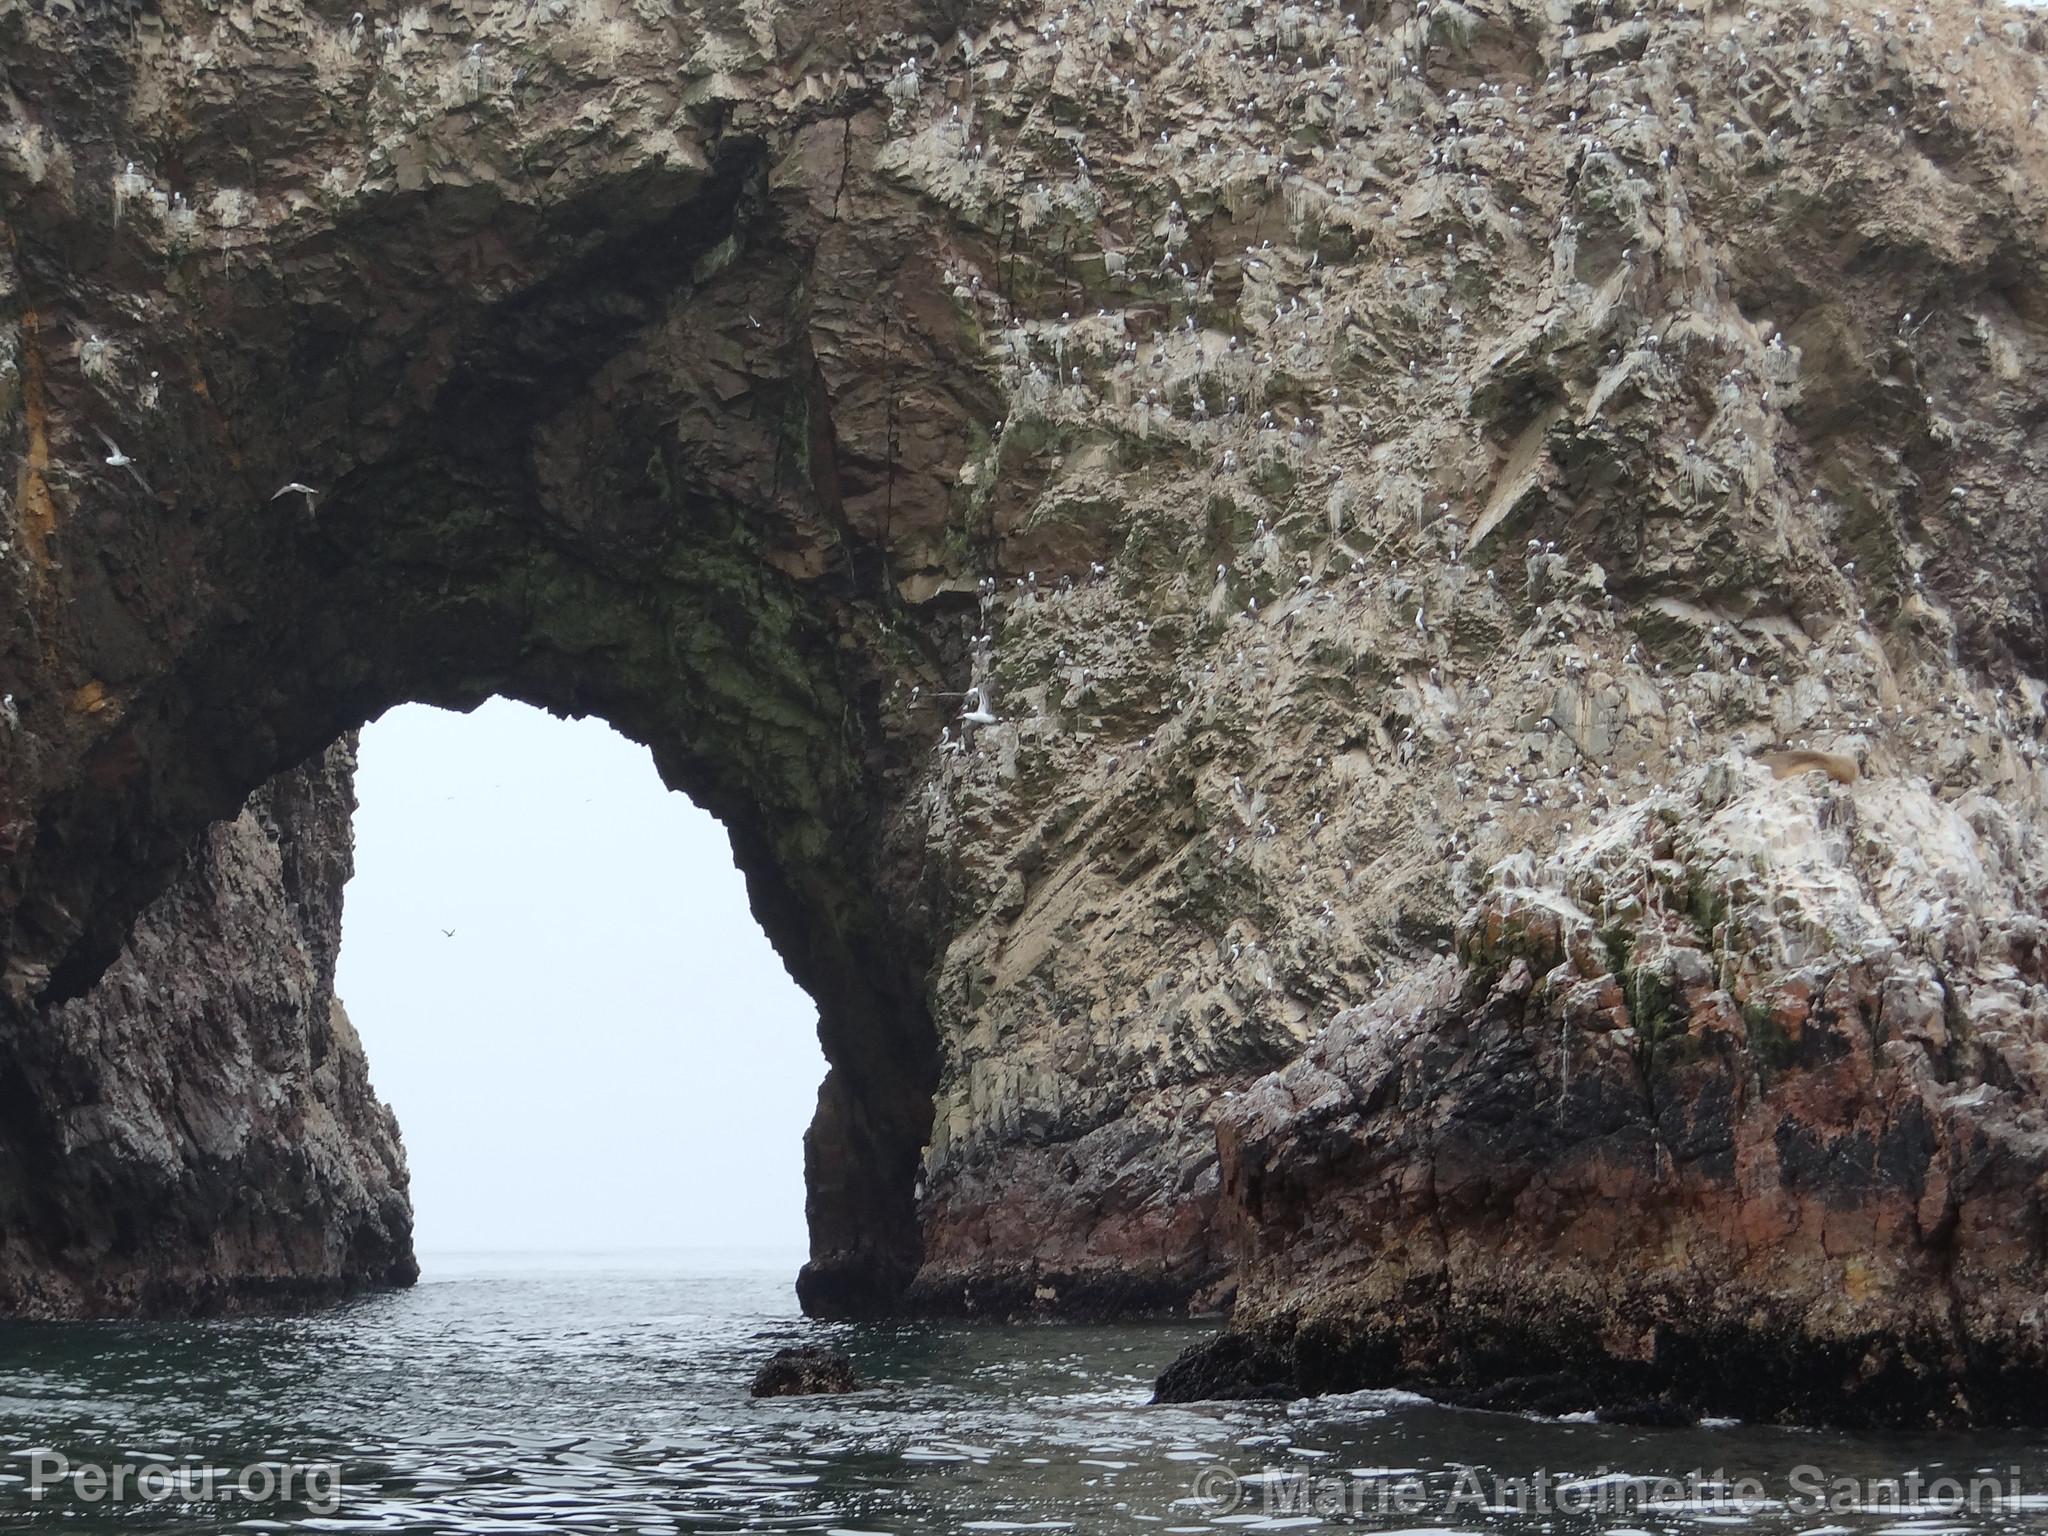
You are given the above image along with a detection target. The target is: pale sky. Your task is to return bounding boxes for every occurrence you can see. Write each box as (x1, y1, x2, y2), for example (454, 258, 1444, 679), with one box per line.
(333, 697, 824, 1258)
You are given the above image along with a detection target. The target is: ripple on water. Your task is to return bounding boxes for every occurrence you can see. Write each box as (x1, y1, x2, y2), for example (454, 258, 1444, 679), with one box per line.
(1, 1262, 2046, 1534)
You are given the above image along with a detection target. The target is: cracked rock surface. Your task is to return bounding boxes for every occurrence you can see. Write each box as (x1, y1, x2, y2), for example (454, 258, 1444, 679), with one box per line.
(3, 0, 2048, 1421)
(0, 741, 414, 1315)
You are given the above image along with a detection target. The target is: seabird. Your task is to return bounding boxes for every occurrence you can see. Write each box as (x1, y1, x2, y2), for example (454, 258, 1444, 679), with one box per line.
(272, 482, 320, 514)
(961, 685, 999, 727)
(94, 429, 150, 493)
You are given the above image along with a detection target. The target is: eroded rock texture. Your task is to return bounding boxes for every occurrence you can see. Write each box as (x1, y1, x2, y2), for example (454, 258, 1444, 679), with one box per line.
(0, 741, 414, 1315)
(1173, 764, 2048, 1425)
(3, 0, 2048, 1421)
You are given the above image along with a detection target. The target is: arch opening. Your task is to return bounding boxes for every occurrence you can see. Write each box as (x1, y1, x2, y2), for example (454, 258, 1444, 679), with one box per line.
(0, 664, 941, 1316)
(0, 113, 973, 1314)
(336, 697, 824, 1263)
(0, 116, 965, 1310)
(0, 16, 1019, 1324)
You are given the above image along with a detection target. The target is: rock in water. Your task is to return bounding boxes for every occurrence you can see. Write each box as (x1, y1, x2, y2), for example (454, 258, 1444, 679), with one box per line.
(750, 1346, 858, 1398)
(1596, 1398, 1701, 1430)
(0, 741, 416, 1316)
(1152, 1332, 1298, 1403)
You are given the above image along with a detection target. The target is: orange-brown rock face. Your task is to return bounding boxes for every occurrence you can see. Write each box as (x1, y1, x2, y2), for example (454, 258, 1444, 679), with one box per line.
(1172, 767, 2048, 1426)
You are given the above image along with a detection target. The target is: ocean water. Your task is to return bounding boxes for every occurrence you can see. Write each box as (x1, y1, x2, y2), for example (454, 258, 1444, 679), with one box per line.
(2, 1251, 2046, 1534)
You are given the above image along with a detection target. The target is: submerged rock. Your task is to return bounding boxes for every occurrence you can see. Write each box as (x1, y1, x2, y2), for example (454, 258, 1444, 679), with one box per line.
(1596, 1399, 1701, 1430)
(750, 1346, 859, 1398)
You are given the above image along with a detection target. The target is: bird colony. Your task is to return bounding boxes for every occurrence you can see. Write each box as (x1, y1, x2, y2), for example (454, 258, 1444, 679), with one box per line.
(4, 0, 2048, 1318)
(867, 0, 2048, 1294)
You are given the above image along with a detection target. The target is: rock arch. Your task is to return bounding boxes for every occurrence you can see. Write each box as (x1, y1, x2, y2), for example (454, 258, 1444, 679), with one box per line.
(0, 0, 995, 1315)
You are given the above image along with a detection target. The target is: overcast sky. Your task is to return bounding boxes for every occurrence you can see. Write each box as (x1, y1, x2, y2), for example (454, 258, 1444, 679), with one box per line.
(333, 698, 824, 1260)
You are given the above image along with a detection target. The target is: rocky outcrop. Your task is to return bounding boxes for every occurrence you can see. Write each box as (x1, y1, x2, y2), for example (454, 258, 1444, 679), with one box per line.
(750, 1344, 860, 1396)
(4, 0, 2048, 1424)
(0, 741, 414, 1316)
(1162, 758, 2048, 1427)
(1153, 1330, 1299, 1401)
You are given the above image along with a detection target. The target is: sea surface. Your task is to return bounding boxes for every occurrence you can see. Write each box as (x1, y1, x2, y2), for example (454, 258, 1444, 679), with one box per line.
(2, 1250, 2046, 1534)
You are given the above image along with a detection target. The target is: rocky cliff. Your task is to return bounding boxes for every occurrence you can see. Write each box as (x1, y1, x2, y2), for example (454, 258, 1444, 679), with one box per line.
(3, 0, 2048, 1422)
(0, 740, 414, 1315)
(1162, 761, 2048, 1426)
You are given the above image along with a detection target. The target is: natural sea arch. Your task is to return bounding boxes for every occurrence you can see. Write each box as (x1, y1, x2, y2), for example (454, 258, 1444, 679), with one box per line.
(0, 50, 1004, 1309)
(6, 543, 951, 1316)
(13, 0, 2048, 1426)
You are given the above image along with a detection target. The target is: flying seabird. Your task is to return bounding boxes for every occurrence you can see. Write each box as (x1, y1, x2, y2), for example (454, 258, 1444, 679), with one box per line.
(961, 684, 998, 728)
(95, 429, 151, 493)
(272, 482, 320, 515)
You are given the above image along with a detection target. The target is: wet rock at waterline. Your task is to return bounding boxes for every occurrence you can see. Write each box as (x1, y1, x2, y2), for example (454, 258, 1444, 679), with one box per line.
(5, 0, 2048, 1426)
(1152, 1331, 1299, 1403)
(1163, 764, 2048, 1428)
(750, 1346, 860, 1398)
